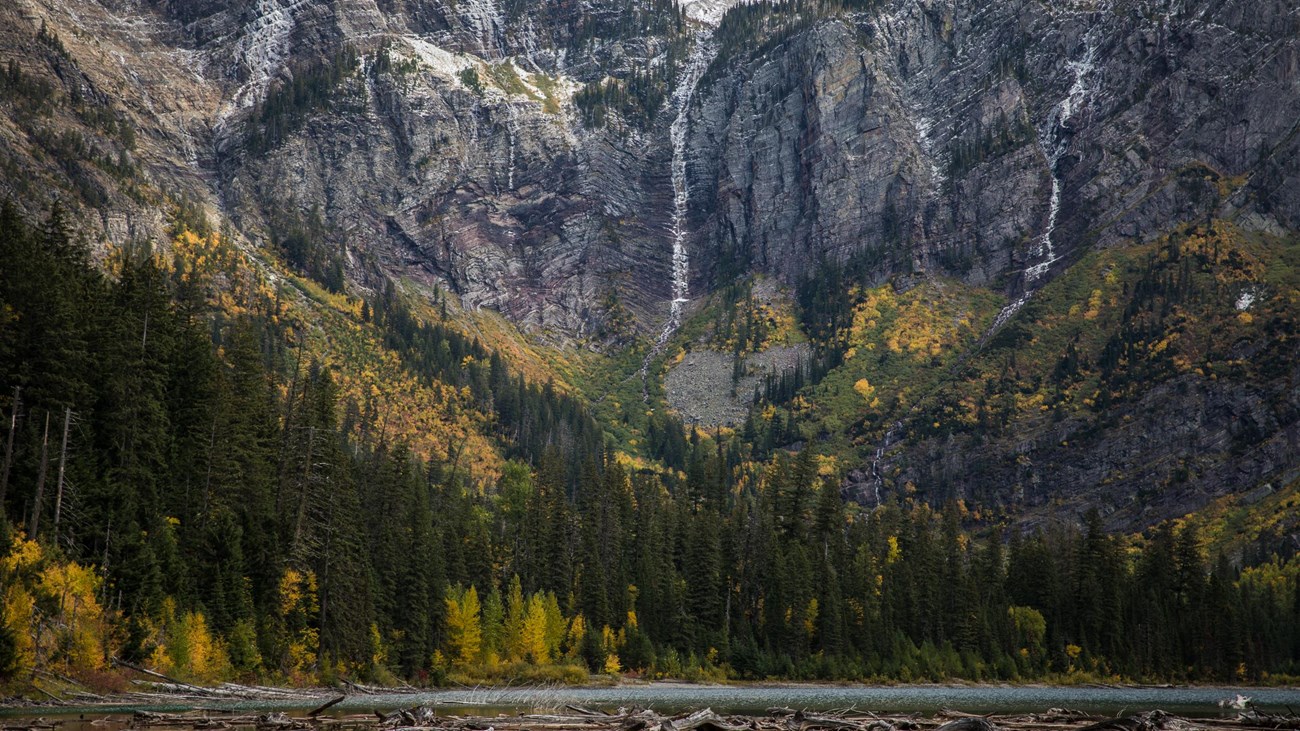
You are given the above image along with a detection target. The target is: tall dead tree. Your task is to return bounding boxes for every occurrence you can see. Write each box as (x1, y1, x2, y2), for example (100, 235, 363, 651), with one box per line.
(53, 406, 72, 538)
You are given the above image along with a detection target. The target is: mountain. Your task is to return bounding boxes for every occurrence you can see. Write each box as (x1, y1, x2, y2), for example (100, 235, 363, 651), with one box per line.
(6, 0, 1295, 527)
(0, 0, 1299, 689)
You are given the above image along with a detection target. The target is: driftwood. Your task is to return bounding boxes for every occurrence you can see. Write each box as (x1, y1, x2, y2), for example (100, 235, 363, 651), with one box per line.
(934, 718, 1000, 731)
(1078, 712, 1174, 731)
(1, 701, 1291, 731)
(307, 698, 346, 718)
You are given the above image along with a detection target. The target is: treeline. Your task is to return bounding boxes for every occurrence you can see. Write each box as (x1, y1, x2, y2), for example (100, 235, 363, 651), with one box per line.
(1, 203, 1299, 689)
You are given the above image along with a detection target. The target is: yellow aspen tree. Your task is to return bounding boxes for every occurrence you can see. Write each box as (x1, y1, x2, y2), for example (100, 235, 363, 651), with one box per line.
(179, 610, 231, 682)
(520, 593, 550, 664)
(1, 584, 36, 677)
(600, 624, 621, 675)
(566, 614, 587, 659)
(444, 586, 482, 667)
(37, 560, 107, 672)
(542, 592, 565, 662)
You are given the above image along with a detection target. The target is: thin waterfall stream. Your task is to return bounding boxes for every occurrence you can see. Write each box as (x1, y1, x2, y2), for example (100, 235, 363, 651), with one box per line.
(987, 30, 1099, 337)
(641, 30, 718, 397)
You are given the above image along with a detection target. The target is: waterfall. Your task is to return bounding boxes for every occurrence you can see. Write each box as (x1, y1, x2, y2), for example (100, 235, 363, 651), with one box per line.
(869, 421, 903, 507)
(988, 32, 1099, 334)
(656, 30, 716, 348)
(639, 30, 718, 397)
(1025, 37, 1098, 282)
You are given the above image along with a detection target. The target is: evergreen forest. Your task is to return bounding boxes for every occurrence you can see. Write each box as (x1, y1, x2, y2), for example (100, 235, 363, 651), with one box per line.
(1, 203, 1299, 692)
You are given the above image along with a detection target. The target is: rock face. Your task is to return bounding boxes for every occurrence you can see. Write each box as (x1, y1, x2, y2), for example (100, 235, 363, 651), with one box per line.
(1, 0, 1298, 527)
(6, 0, 1298, 339)
(689, 0, 1300, 295)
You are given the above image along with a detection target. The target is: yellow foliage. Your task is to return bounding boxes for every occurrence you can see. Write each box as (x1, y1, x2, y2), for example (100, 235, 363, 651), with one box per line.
(1084, 289, 1103, 319)
(520, 594, 550, 664)
(1, 533, 111, 677)
(853, 378, 876, 403)
(37, 559, 108, 671)
(886, 535, 902, 564)
(278, 568, 320, 679)
(279, 568, 319, 617)
(600, 624, 619, 653)
(802, 598, 819, 640)
(603, 652, 622, 675)
(815, 454, 838, 476)
(287, 627, 320, 677)
(151, 603, 231, 683)
(885, 289, 959, 359)
(445, 586, 483, 667)
(566, 614, 587, 659)
(1, 584, 36, 677)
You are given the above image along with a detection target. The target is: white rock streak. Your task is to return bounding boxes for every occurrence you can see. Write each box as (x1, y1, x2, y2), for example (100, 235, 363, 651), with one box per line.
(506, 103, 518, 191)
(676, 0, 754, 25)
(213, 0, 305, 143)
(869, 421, 902, 507)
(232, 0, 304, 110)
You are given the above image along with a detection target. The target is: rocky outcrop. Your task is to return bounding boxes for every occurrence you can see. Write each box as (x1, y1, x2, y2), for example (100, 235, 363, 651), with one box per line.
(879, 365, 1300, 533)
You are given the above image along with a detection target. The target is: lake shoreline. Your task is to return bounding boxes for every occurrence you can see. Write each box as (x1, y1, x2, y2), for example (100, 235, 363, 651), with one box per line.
(3, 700, 1300, 731)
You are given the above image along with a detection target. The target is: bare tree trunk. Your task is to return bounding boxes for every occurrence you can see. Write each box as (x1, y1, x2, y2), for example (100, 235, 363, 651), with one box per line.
(0, 385, 19, 521)
(53, 407, 72, 538)
(99, 516, 112, 606)
(31, 410, 50, 537)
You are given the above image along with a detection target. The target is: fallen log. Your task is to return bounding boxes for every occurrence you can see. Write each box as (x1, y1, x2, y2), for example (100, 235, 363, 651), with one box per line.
(1078, 711, 1173, 731)
(309, 697, 346, 718)
(113, 658, 212, 697)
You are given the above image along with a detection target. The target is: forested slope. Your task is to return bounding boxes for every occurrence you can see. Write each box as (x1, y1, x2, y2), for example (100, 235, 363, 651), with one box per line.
(2, 204, 1299, 690)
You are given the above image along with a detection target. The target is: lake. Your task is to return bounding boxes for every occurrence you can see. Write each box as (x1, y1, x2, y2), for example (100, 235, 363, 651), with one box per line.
(6, 682, 1300, 723)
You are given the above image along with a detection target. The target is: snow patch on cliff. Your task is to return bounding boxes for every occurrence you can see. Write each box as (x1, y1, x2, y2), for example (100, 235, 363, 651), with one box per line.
(404, 37, 480, 83)
(676, 0, 751, 26)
